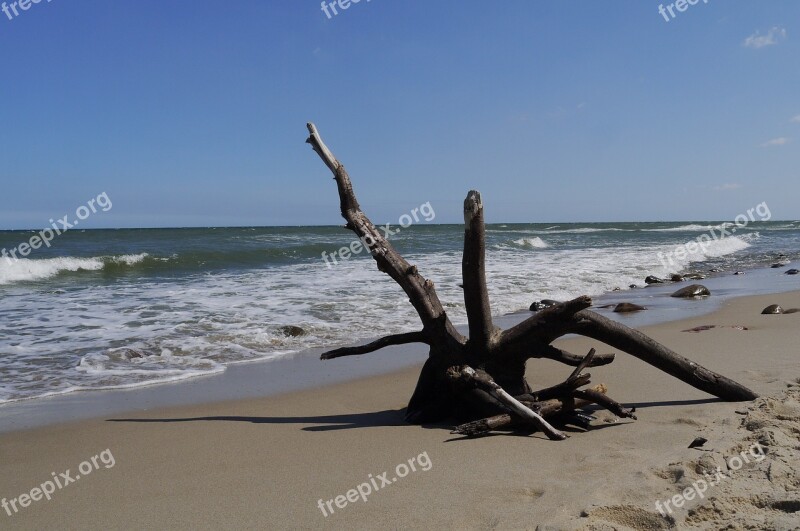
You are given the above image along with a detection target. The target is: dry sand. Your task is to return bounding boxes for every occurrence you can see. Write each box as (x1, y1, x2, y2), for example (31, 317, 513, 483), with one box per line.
(1, 291, 799, 530)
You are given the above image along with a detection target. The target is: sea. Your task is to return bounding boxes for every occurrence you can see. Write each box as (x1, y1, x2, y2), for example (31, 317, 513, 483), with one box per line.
(1, 221, 799, 405)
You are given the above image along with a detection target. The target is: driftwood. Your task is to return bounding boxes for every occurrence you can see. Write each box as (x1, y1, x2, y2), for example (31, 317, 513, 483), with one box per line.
(305, 122, 758, 439)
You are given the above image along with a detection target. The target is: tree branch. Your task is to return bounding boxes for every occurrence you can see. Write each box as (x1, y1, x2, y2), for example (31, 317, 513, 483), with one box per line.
(462, 190, 495, 351)
(570, 310, 758, 401)
(306, 123, 466, 349)
(573, 388, 637, 420)
(447, 365, 567, 440)
(321, 331, 429, 360)
(532, 345, 616, 367)
(496, 296, 593, 352)
(452, 384, 610, 436)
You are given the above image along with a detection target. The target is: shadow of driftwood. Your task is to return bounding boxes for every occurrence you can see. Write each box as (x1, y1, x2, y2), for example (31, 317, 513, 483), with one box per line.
(107, 398, 719, 438)
(108, 409, 407, 432)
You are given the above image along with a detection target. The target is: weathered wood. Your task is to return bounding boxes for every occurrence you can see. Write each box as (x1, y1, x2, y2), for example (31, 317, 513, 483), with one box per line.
(462, 190, 497, 353)
(452, 384, 612, 436)
(533, 345, 615, 367)
(306, 123, 466, 356)
(305, 122, 759, 441)
(568, 310, 758, 401)
(447, 365, 566, 440)
(321, 331, 429, 360)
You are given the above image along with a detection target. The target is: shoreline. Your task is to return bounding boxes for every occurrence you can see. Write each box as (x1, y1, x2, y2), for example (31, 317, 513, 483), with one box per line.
(0, 260, 797, 434)
(1, 289, 798, 528)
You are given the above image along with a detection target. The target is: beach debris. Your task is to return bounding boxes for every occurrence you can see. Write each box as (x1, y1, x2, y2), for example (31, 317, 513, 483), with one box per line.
(306, 122, 759, 440)
(785, 269, 799, 275)
(671, 284, 711, 298)
(734, 271, 746, 275)
(683, 325, 716, 332)
(613, 303, 646, 313)
(688, 436, 707, 449)
(645, 275, 665, 284)
(629, 284, 638, 289)
(682, 325, 749, 333)
(529, 299, 560, 312)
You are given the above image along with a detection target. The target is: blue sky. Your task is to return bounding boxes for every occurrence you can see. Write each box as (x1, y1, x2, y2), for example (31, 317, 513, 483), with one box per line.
(1, 0, 797, 228)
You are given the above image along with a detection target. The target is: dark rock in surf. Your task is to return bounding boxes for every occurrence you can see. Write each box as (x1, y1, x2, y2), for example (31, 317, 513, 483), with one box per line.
(613, 303, 647, 313)
(671, 284, 711, 298)
(120, 348, 148, 359)
(279, 325, 307, 337)
(670, 274, 684, 282)
(785, 269, 799, 275)
(645, 275, 665, 284)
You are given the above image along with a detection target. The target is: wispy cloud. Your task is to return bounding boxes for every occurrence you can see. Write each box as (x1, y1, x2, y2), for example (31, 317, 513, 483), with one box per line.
(792, 115, 800, 123)
(743, 26, 787, 49)
(761, 137, 791, 147)
(712, 183, 743, 192)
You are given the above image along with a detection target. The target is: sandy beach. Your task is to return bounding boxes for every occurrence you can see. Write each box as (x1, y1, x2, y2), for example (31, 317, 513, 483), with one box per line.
(4, 2, 799, 530)
(1, 290, 798, 530)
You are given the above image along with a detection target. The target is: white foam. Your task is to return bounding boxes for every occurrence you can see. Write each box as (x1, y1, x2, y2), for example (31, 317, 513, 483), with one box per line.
(111, 253, 149, 265)
(512, 237, 549, 248)
(0, 230, 764, 404)
(0, 254, 148, 285)
(642, 223, 733, 233)
(0, 257, 104, 285)
(654, 235, 752, 271)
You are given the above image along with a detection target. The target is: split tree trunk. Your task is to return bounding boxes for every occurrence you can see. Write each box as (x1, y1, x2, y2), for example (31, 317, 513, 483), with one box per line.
(305, 122, 758, 439)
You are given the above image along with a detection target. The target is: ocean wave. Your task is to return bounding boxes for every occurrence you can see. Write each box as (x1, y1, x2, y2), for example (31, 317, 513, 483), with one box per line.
(761, 223, 800, 231)
(0, 223, 786, 405)
(539, 227, 632, 234)
(0, 254, 148, 285)
(512, 237, 549, 249)
(654, 235, 752, 270)
(642, 223, 735, 233)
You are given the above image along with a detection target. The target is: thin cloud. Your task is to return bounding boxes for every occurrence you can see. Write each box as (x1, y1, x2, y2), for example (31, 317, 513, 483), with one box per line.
(712, 183, 743, 191)
(761, 137, 791, 147)
(792, 115, 800, 123)
(743, 26, 787, 49)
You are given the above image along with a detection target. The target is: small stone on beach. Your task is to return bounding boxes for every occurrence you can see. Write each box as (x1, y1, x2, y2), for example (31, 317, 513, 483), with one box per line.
(671, 284, 711, 298)
(688, 436, 707, 449)
(613, 303, 646, 313)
